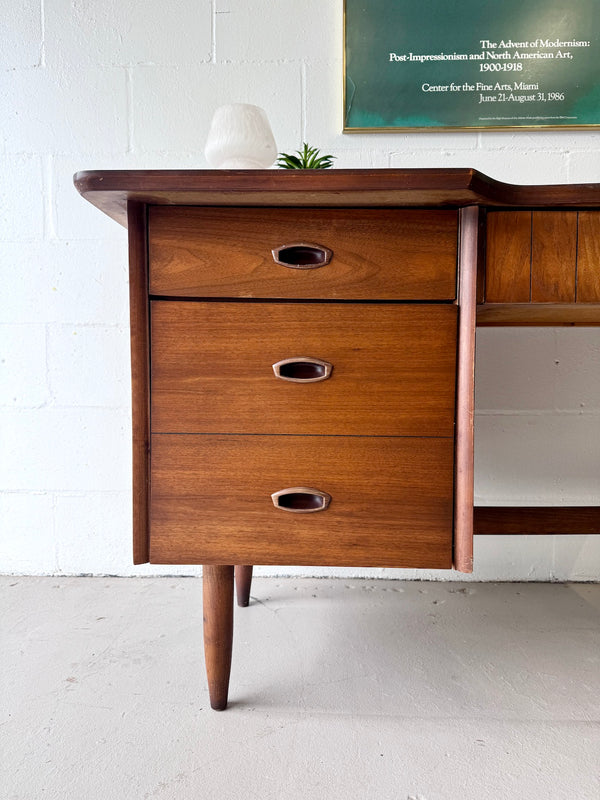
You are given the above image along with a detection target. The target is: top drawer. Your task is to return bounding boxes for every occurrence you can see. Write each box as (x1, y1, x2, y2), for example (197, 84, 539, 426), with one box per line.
(148, 207, 457, 300)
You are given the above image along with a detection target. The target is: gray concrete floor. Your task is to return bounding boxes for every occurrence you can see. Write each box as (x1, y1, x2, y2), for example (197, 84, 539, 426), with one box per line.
(2, 577, 599, 800)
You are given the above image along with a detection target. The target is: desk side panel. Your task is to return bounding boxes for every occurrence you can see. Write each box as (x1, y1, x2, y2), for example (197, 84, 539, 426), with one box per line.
(128, 202, 150, 564)
(454, 206, 479, 573)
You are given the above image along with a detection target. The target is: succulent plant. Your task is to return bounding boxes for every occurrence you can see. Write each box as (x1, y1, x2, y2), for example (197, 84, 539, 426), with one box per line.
(277, 143, 336, 169)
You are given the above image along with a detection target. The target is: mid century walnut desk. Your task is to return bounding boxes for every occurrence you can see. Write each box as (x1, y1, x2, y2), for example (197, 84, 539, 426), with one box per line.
(74, 169, 600, 709)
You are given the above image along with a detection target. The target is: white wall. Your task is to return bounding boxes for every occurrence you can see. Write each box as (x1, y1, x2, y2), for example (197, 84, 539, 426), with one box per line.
(1, 0, 599, 580)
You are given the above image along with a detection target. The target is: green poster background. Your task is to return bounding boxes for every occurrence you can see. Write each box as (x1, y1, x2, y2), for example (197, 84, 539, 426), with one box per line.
(344, 0, 600, 130)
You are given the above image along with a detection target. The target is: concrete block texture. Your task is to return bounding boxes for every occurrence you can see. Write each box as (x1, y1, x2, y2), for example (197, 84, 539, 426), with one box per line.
(476, 327, 559, 411)
(0, 155, 45, 241)
(0, 408, 131, 492)
(214, 0, 340, 63)
(392, 147, 572, 184)
(0, 239, 129, 325)
(475, 414, 600, 505)
(55, 157, 131, 240)
(552, 534, 600, 581)
(552, 328, 600, 410)
(53, 492, 132, 574)
(568, 149, 600, 181)
(131, 63, 302, 155)
(47, 324, 130, 408)
(0, 494, 56, 573)
(0, 324, 49, 408)
(0, 0, 43, 69)
(44, 0, 212, 67)
(0, 241, 129, 325)
(1, 67, 128, 155)
(475, 327, 600, 411)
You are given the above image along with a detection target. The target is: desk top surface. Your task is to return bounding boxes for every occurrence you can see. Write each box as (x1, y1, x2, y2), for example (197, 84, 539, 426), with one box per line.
(73, 167, 600, 228)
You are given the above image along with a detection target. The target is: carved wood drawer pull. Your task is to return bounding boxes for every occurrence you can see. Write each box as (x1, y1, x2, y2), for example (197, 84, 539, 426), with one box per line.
(272, 357, 333, 383)
(271, 242, 333, 269)
(271, 487, 332, 513)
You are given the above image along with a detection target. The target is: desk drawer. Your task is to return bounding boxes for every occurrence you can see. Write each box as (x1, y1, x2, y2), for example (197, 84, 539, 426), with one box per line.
(149, 434, 454, 567)
(151, 301, 458, 436)
(148, 207, 457, 300)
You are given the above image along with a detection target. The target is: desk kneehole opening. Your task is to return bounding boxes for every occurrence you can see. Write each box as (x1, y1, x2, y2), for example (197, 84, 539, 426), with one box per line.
(271, 487, 332, 513)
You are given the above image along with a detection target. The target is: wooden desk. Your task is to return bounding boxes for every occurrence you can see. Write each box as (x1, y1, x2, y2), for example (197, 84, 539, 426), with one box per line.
(74, 169, 600, 709)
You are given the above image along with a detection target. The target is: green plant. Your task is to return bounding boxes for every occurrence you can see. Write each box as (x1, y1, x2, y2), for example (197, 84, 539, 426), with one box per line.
(277, 143, 336, 169)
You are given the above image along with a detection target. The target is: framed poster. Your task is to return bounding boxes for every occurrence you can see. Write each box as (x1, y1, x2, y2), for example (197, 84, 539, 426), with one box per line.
(344, 0, 600, 131)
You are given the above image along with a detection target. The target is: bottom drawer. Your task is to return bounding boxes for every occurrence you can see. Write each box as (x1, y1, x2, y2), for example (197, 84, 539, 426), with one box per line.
(149, 435, 454, 568)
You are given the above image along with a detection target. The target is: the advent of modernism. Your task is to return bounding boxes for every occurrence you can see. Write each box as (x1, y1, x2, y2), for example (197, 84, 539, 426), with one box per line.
(344, 0, 600, 130)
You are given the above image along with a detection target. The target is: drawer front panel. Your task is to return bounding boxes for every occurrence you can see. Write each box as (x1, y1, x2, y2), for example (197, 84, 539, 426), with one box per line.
(151, 302, 458, 436)
(149, 434, 454, 568)
(148, 207, 457, 300)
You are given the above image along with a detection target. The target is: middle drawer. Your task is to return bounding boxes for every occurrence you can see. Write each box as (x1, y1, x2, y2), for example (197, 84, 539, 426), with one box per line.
(151, 301, 457, 437)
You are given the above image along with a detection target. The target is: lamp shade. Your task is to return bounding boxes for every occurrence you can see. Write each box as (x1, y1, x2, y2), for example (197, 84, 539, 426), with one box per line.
(204, 104, 277, 169)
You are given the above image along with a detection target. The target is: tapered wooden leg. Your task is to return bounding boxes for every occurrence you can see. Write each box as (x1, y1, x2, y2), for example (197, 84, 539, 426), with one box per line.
(234, 565, 253, 607)
(202, 565, 234, 710)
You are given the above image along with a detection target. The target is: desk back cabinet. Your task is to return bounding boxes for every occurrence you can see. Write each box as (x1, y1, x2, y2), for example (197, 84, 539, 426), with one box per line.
(75, 169, 600, 709)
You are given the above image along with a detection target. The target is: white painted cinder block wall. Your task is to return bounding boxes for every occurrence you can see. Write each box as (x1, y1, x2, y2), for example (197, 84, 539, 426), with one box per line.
(1, 0, 599, 580)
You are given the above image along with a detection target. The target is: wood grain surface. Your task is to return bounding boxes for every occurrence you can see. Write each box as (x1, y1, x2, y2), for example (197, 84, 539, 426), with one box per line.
(577, 212, 600, 302)
(484, 210, 600, 311)
(202, 565, 234, 710)
(474, 507, 600, 535)
(531, 211, 577, 302)
(148, 207, 457, 300)
(453, 206, 479, 574)
(127, 202, 150, 564)
(150, 302, 458, 437)
(149, 434, 454, 568)
(485, 211, 531, 303)
(477, 303, 600, 325)
(234, 565, 253, 607)
(73, 168, 600, 230)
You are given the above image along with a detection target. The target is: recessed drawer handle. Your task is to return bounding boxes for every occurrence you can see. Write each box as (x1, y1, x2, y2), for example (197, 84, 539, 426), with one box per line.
(272, 357, 333, 383)
(272, 242, 333, 269)
(271, 487, 331, 513)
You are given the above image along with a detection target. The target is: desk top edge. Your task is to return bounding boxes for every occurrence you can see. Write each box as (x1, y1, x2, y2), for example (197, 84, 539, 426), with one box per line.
(73, 168, 600, 228)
